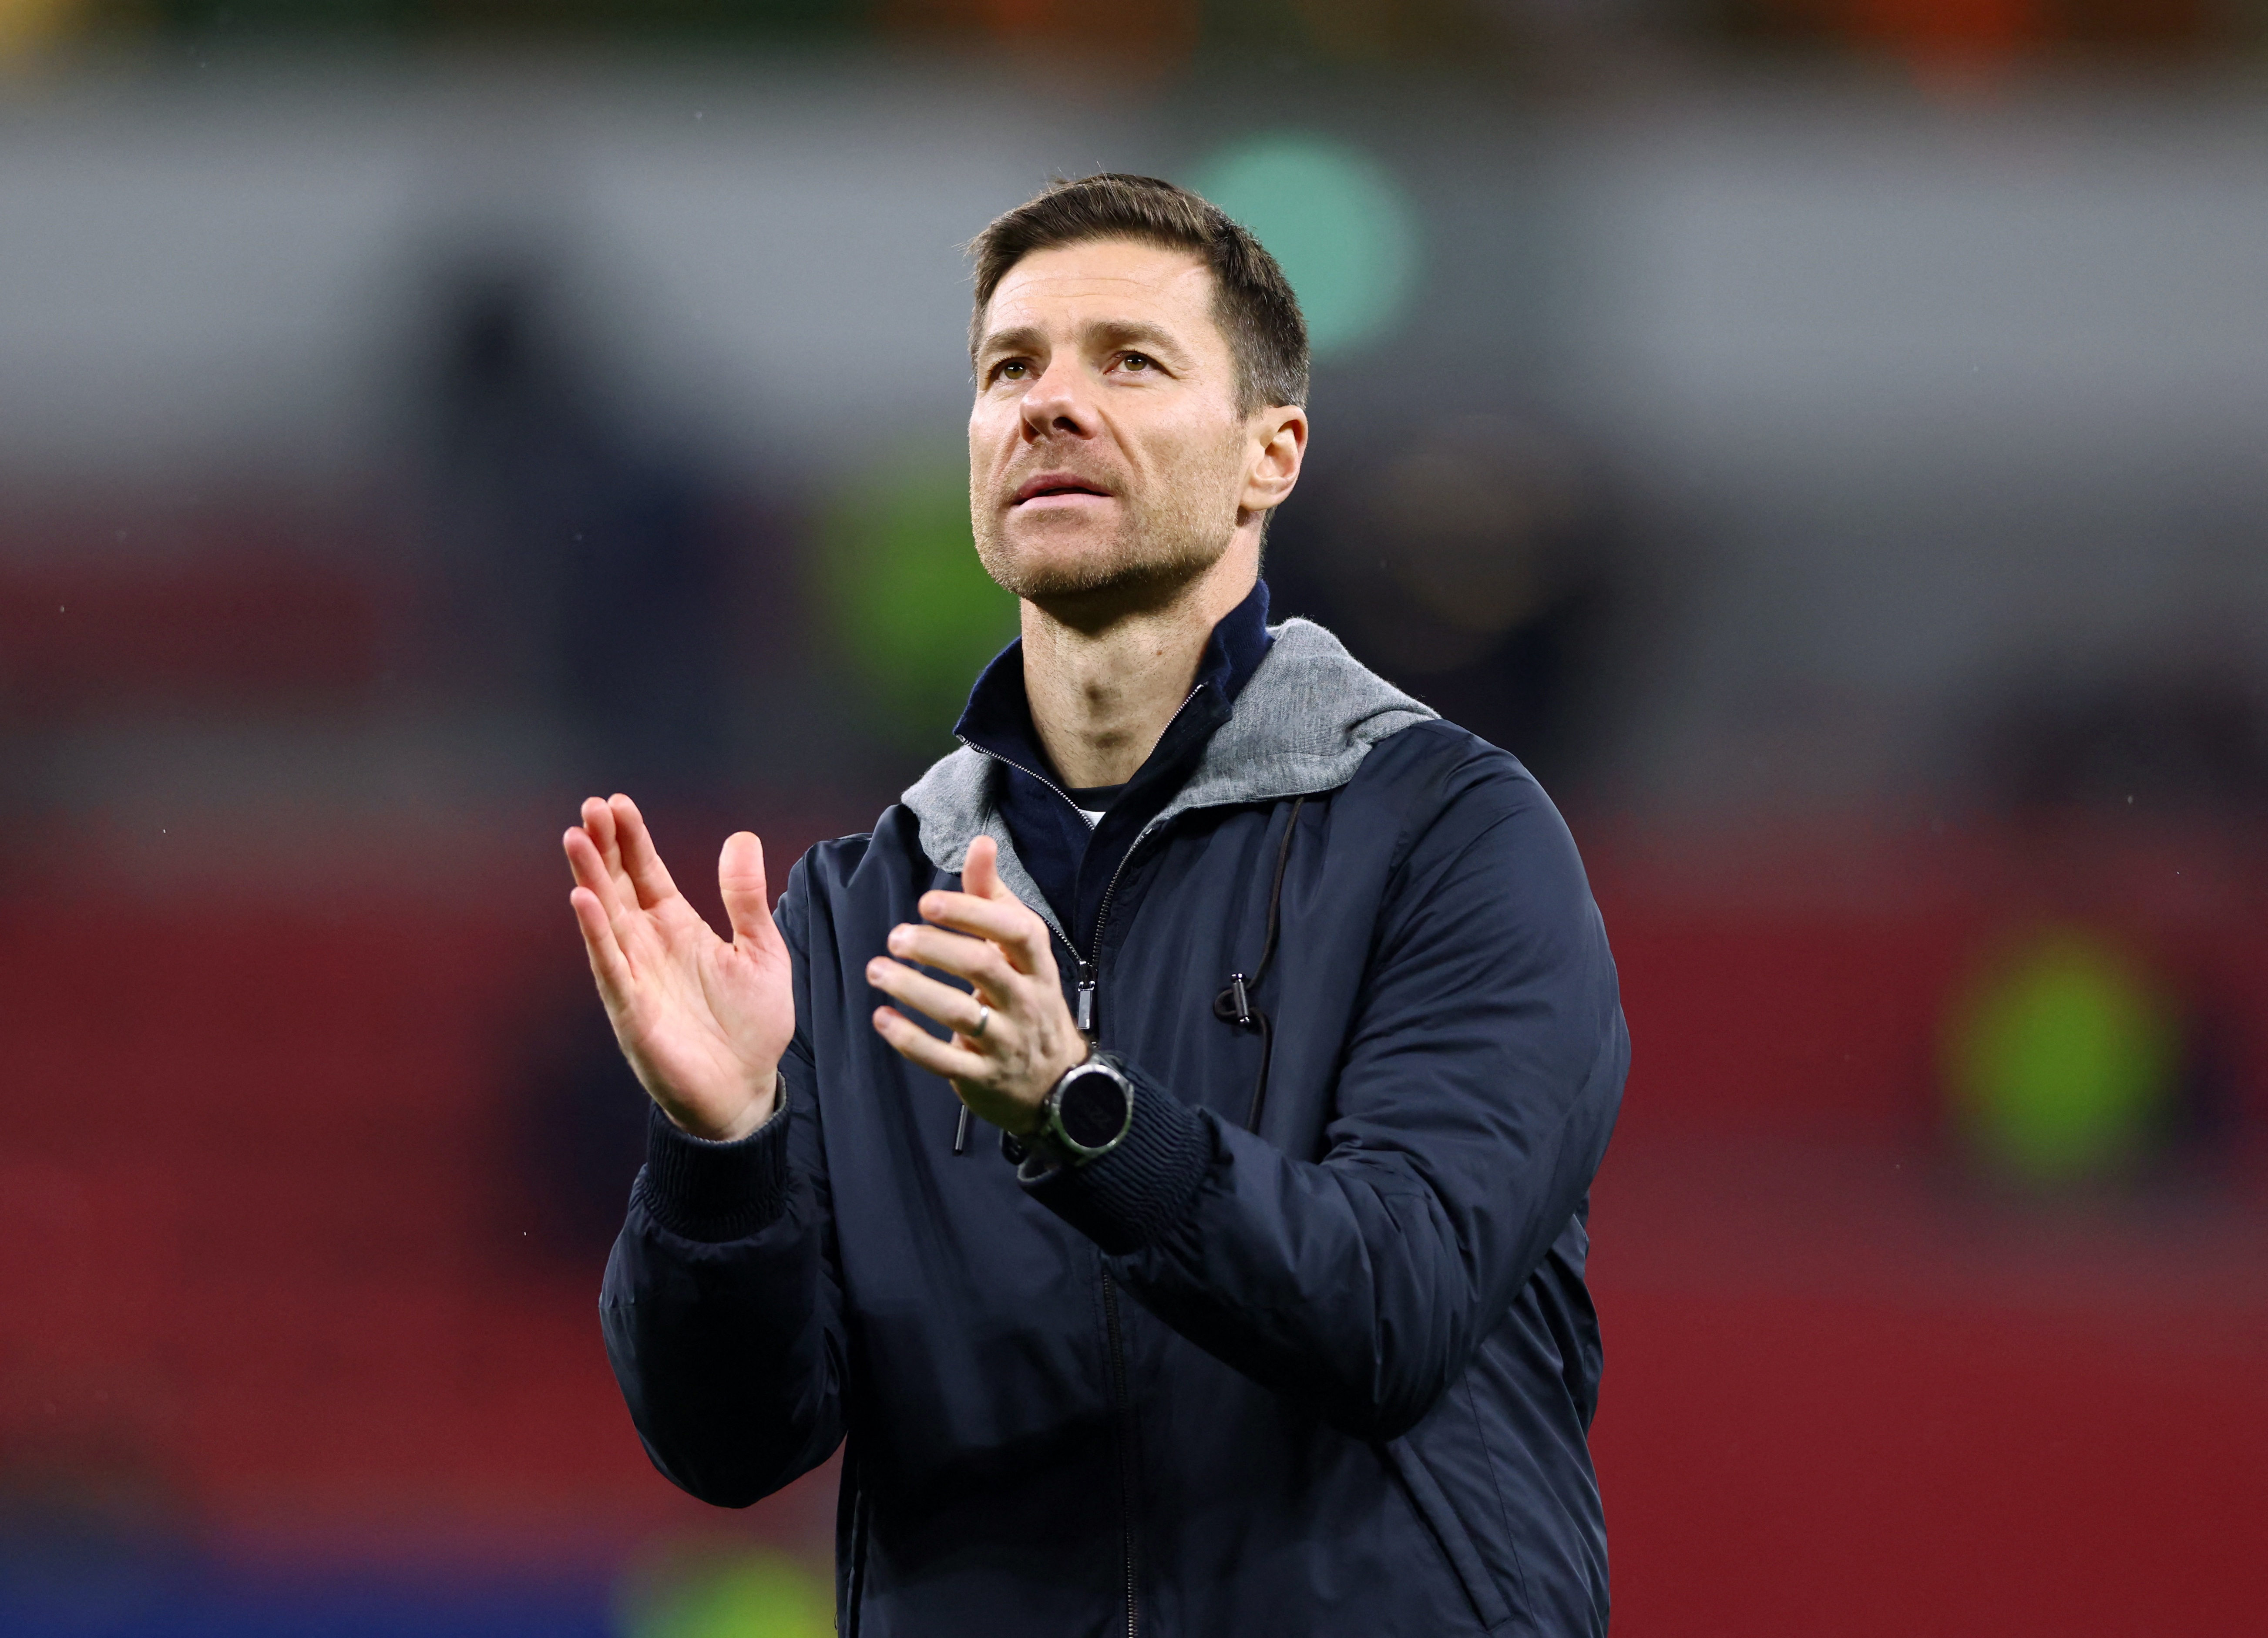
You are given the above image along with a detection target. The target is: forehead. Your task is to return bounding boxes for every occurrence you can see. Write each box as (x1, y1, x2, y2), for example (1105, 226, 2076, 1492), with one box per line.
(981, 237, 1222, 348)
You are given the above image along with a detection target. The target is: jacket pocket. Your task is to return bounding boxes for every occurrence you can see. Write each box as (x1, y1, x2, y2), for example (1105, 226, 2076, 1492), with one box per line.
(1383, 1437, 1514, 1632)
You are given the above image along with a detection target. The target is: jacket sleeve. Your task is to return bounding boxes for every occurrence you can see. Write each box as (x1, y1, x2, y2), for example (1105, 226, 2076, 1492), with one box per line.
(598, 864, 846, 1507)
(1023, 759, 1627, 1443)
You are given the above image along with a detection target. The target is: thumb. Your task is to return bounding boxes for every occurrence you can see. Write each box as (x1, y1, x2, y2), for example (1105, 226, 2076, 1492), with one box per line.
(964, 834, 1013, 901)
(719, 831, 776, 947)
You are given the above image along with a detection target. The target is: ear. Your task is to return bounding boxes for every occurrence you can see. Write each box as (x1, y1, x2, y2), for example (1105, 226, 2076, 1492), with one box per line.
(1240, 404, 1308, 515)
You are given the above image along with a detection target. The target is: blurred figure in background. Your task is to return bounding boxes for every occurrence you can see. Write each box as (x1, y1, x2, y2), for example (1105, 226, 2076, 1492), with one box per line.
(1268, 414, 1624, 794)
(417, 259, 786, 1260)
(420, 259, 738, 810)
(1942, 658, 2268, 1186)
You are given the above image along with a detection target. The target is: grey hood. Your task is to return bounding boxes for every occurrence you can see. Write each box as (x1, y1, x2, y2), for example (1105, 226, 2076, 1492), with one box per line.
(900, 617, 1435, 928)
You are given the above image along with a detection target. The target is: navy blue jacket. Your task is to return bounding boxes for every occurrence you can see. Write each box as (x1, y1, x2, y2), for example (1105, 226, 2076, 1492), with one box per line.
(601, 614, 1628, 1636)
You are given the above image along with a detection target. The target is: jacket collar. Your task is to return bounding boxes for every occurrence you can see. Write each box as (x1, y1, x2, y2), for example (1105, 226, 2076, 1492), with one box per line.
(902, 615, 1438, 924)
(950, 579, 1274, 791)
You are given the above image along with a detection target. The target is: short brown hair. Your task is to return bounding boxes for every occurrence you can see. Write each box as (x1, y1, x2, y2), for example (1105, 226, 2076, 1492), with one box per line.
(968, 172, 1309, 416)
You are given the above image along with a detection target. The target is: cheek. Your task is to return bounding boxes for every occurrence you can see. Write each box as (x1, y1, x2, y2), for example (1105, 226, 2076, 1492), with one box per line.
(1187, 424, 1255, 506)
(969, 399, 1015, 455)
(1136, 416, 1237, 487)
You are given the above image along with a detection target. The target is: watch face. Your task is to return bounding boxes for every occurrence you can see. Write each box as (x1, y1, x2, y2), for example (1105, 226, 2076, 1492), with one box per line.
(1059, 1069, 1130, 1150)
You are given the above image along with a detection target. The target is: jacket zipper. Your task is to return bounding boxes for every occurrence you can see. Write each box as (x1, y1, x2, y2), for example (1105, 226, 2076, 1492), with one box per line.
(1074, 824, 1144, 1036)
(1043, 854, 1140, 1635)
(1020, 908, 1141, 1638)
(968, 692, 1190, 1043)
(971, 706, 1203, 1638)
(1083, 842, 1145, 1638)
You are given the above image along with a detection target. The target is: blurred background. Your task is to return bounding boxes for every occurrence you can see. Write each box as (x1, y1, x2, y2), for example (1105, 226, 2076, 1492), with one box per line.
(3, 0, 2265, 1632)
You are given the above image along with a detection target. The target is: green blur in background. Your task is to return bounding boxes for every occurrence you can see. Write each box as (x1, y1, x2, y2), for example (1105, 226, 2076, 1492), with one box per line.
(618, 1548, 834, 1638)
(816, 456, 1019, 748)
(1194, 134, 1421, 358)
(1943, 928, 2182, 1186)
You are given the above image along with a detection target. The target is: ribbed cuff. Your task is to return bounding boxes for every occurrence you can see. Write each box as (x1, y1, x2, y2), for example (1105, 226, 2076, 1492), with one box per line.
(633, 1084, 791, 1244)
(1021, 1068, 1212, 1256)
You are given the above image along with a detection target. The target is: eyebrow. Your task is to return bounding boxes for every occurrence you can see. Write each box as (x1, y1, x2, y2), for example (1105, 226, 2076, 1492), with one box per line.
(973, 316, 1191, 366)
(973, 322, 1046, 364)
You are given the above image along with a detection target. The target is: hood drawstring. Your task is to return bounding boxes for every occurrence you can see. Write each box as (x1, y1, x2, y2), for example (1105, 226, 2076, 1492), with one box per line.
(1214, 795, 1307, 1131)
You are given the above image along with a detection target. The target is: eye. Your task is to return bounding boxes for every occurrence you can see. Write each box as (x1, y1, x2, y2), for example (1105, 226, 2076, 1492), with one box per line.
(990, 359, 1032, 383)
(1119, 352, 1154, 373)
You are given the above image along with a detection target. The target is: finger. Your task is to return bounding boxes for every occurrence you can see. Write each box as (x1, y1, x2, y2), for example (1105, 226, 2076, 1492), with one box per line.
(964, 834, 1012, 901)
(569, 883, 636, 1006)
(581, 795, 625, 880)
(581, 797, 643, 915)
(564, 826, 635, 928)
(609, 793, 682, 910)
(872, 1006, 991, 1082)
(568, 828, 667, 984)
(885, 922, 1016, 999)
(719, 831, 778, 950)
(917, 889, 1052, 976)
(868, 956, 995, 1038)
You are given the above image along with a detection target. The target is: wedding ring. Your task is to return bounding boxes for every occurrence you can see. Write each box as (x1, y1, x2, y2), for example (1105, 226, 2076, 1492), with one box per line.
(971, 1003, 991, 1040)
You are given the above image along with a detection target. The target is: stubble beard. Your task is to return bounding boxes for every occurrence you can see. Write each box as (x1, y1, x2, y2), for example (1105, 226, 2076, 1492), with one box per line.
(973, 464, 1243, 613)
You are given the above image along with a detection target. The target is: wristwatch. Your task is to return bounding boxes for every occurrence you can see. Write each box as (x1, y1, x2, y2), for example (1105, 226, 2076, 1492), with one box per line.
(1029, 1053, 1136, 1167)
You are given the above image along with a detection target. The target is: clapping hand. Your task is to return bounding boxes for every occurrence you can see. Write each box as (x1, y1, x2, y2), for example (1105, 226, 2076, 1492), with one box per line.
(563, 795, 795, 1143)
(866, 835, 1089, 1138)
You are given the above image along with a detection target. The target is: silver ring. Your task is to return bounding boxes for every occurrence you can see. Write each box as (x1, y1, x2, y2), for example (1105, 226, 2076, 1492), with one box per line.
(970, 1003, 991, 1040)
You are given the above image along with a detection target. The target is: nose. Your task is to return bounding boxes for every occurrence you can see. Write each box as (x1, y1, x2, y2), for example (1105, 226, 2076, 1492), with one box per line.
(1018, 353, 1095, 444)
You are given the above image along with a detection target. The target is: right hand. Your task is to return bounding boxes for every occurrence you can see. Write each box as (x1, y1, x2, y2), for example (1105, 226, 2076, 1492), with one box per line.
(564, 794, 795, 1142)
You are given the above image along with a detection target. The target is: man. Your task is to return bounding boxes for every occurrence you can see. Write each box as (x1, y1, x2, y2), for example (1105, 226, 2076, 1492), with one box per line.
(566, 173, 1627, 1636)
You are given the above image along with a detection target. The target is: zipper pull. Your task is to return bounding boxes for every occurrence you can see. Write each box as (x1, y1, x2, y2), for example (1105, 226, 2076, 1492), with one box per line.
(1076, 959, 1096, 1034)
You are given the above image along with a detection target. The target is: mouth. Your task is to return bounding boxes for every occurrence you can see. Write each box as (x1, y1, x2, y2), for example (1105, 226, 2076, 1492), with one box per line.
(1011, 473, 1114, 507)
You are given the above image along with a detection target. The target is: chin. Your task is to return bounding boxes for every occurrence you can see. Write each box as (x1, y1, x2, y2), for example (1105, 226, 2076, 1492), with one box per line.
(977, 505, 1235, 607)
(978, 521, 1127, 600)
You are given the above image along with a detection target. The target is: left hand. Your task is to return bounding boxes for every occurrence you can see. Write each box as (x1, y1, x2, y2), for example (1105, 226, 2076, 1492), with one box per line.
(868, 835, 1089, 1137)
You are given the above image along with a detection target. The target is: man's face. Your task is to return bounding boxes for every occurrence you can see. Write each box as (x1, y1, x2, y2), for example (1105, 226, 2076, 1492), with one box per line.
(969, 237, 1264, 607)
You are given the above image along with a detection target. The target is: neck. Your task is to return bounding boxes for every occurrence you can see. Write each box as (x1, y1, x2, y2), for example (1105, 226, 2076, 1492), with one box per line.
(1020, 541, 1257, 790)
